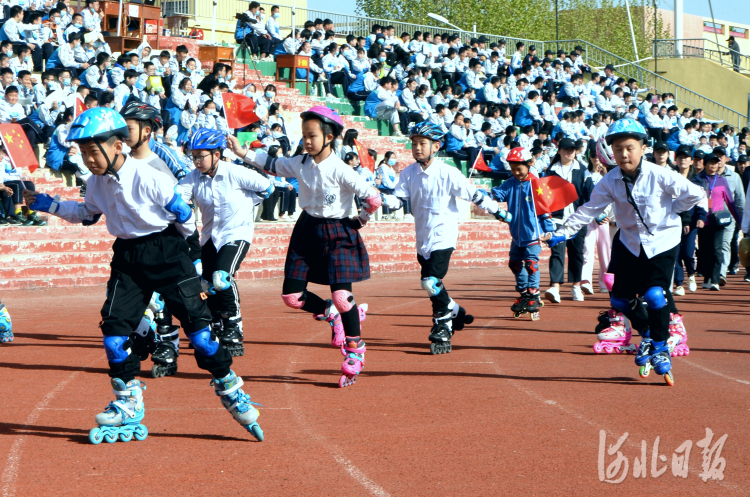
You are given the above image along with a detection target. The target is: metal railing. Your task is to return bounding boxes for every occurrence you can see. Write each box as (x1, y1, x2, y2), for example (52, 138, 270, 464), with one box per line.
(653, 38, 750, 75)
(168, 2, 748, 127)
(163, 0, 194, 18)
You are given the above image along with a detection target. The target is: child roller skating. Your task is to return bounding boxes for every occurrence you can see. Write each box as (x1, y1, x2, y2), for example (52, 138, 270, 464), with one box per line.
(380, 122, 508, 354)
(490, 147, 555, 322)
(26, 107, 264, 442)
(545, 119, 705, 386)
(0, 300, 12, 343)
(178, 128, 274, 359)
(229, 106, 381, 387)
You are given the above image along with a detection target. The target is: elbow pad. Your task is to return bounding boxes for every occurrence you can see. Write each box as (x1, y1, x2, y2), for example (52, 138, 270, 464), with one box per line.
(165, 190, 193, 223)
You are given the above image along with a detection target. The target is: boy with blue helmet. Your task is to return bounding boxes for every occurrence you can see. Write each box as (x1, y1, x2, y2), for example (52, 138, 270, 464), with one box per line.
(380, 121, 510, 354)
(0, 299, 12, 343)
(542, 118, 706, 386)
(23, 107, 264, 442)
(178, 128, 273, 359)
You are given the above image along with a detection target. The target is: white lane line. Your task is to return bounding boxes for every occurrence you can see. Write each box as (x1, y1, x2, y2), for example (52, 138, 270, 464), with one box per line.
(1, 371, 80, 497)
(475, 321, 744, 493)
(682, 359, 750, 386)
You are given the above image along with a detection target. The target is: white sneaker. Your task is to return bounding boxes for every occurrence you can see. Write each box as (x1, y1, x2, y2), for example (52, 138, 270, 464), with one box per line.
(710, 284, 720, 291)
(326, 93, 334, 98)
(571, 286, 584, 301)
(392, 130, 404, 137)
(580, 282, 594, 295)
(545, 287, 561, 303)
(688, 275, 697, 292)
(317, 75, 328, 82)
(701, 280, 712, 289)
(673, 286, 685, 296)
(599, 287, 609, 294)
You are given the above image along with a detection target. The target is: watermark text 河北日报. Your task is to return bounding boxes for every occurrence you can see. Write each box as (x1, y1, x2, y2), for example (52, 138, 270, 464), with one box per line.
(598, 428, 727, 483)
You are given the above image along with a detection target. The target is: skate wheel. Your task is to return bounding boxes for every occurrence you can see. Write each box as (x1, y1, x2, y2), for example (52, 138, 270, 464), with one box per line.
(593, 342, 603, 354)
(151, 365, 162, 378)
(430, 343, 438, 355)
(119, 430, 133, 442)
(530, 312, 540, 321)
(639, 365, 651, 378)
(513, 312, 521, 318)
(89, 428, 103, 445)
(339, 374, 357, 388)
(103, 432, 118, 444)
(664, 372, 674, 386)
(134, 424, 148, 441)
(247, 422, 264, 441)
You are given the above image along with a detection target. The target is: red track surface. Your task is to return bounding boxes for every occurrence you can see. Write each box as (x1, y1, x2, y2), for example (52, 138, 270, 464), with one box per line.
(1, 269, 748, 496)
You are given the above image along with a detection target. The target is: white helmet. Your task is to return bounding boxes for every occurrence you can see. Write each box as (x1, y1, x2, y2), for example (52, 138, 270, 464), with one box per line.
(596, 136, 617, 168)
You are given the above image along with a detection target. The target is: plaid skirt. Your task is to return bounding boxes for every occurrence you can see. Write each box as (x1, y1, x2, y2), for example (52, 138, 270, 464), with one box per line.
(285, 211, 371, 285)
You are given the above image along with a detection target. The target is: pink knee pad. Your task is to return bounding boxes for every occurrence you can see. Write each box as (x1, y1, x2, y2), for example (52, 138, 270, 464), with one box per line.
(603, 273, 615, 292)
(281, 293, 305, 309)
(332, 290, 355, 313)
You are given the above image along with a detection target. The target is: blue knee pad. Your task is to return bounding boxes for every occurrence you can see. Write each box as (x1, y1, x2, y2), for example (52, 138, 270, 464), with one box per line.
(0, 306, 11, 332)
(187, 326, 219, 356)
(644, 286, 667, 310)
(610, 296, 630, 312)
(421, 277, 442, 297)
(103, 336, 131, 364)
(212, 270, 232, 292)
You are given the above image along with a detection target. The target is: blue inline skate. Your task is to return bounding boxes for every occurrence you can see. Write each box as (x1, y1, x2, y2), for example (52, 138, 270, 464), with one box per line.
(211, 370, 264, 441)
(0, 302, 12, 343)
(89, 378, 148, 444)
(636, 339, 675, 386)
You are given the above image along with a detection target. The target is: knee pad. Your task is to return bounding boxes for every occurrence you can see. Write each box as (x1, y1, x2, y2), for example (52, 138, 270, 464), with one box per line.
(644, 286, 667, 310)
(281, 292, 305, 309)
(524, 259, 538, 275)
(610, 296, 630, 312)
(603, 273, 615, 292)
(508, 260, 523, 275)
(421, 277, 443, 297)
(186, 326, 219, 356)
(212, 270, 232, 292)
(0, 305, 11, 332)
(103, 335, 131, 364)
(332, 290, 355, 313)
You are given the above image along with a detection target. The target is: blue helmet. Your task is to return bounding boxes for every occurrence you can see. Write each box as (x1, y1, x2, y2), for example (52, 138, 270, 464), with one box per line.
(410, 121, 445, 144)
(605, 118, 648, 146)
(68, 107, 130, 144)
(190, 128, 227, 151)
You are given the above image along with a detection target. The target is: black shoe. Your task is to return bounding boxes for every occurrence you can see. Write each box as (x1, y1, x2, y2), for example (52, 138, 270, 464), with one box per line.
(5, 215, 21, 225)
(728, 267, 738, 275)
(0, 217, 8, 225)
(744, 275, 750, 283)
(20, 214, 34, 226)
(27, 213, 47, 226)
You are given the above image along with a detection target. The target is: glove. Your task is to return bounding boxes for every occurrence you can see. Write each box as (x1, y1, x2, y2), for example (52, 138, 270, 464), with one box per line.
(148, 292, 165, 314)
(29, 193, 60, 214)
(493, 209, 512, 223)
(546, 235, 567, 247)
(201, 277, 216, 295)
(193, 259, 203, 277)
(361, 194, 382, 214)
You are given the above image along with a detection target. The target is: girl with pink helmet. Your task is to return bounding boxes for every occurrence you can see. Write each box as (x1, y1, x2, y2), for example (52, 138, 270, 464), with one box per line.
(227, 105, 382, 388)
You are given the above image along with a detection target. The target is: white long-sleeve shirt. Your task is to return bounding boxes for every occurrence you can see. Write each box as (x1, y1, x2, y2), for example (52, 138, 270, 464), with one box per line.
(242, 150, 378, 219)
(392, 160, 482, 258)
(556, 161, 705, 258)
(179, 161, 271, 250)
(53, 156, 191, 239)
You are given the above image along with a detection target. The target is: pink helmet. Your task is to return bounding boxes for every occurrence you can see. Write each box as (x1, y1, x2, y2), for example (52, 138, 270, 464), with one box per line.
(596, 136, 617, 168)
(300, 105, 344, 134)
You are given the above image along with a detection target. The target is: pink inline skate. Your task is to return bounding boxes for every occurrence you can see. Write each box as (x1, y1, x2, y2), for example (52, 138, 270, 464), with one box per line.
(339, 338, 366, 388)
(668, 313, 689, 356)
(593, 310, 637, 354)
(315, 301, 368, 347)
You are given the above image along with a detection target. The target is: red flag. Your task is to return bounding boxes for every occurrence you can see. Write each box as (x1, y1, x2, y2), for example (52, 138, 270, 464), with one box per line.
(471, 152, 492, 173)
(354, 140, 374, 172)
(221, 92, 259, 129)
(0, 123, 39, 173)
(530, 175, 578, 215)
(75, 94, 86, 117)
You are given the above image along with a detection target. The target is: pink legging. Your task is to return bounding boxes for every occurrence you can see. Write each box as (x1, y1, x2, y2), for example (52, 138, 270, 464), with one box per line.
(581, 220, 612, 291)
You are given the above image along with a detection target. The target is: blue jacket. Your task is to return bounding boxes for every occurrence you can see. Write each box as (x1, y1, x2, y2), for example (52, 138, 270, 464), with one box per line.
(514, 101, 536, 127)
(491, 176, 555, 247)
(150, 138, 190, 179)
(364, 90, 382, 118)
(347, 71, 368, 94)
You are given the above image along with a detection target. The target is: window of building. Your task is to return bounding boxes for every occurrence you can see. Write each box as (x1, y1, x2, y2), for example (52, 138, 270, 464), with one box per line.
(703, 21, 724, 34)
(729, 26, 747, 39)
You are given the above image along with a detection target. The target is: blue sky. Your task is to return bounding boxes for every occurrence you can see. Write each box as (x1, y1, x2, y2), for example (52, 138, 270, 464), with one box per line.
(307, 0, 750, 26)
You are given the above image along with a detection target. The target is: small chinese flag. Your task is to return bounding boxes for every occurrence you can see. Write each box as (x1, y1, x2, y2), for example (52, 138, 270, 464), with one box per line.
(530, 175, 578, 215)
(471, 152, 492, 173)
(354, 140, 374, 172)
(0, 124, 39, 173)
(75, 94, 86, 117)
(221, 92, 259, 129)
